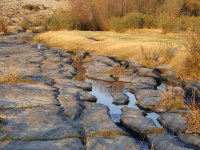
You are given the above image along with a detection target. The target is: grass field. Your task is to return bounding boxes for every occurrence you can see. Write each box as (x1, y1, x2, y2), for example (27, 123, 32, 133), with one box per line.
(34, 29, 186, 61)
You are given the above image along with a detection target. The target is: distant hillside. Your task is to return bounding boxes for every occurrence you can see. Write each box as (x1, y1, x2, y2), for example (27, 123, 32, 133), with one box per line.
(0, 0, 68, 26)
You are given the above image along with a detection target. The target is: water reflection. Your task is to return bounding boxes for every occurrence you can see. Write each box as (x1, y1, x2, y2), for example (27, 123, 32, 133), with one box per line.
(86, 78, 161, 127)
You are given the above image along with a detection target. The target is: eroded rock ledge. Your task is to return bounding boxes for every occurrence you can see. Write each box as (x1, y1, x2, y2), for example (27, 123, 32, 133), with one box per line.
(0, 33, 199, 150)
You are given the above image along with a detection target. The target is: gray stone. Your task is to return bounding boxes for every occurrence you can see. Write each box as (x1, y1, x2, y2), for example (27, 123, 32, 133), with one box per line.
(147, 131, 191, 150)
(158, 112, 188, 133)
(0, 106, 81, 140)
(86, 73, 115, 82)
(134, 67, 161, 79)
(86, 136, 139, 150)
(135, 89, 161, 110)
(58, 95, 83, 120)
(178, 133, 200, 149)
(112, 93, 129, 105)
(120, 107, 157, 136)
(80, 102, 124, 137)
(79, 91, 97, 102)
(125, 82, 156, 93)
(76, 51, 89, 60)
(0, 138, 85, 150)
(0, 83, 58, 109)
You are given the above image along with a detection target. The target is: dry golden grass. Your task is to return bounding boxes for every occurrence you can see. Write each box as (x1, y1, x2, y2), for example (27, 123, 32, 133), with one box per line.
(102, 66, 133, 77)
(34, 30, 185, 61)
(171, 31, 200, 81)
(156, 87, 185, 111)
(0, 65, 33, 84)
(187, 103, 200, 134)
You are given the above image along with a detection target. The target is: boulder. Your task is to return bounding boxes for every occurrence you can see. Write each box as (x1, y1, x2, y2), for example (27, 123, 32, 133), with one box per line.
(80, 102, 124, 137)
(147, 131, 191, 150)
(158, 112, 188, 133)
(0, 83, 58, 109)
(120, 107, 158, 136)
(135, 89, 161, 110)
(111, 93, 129, 105)
(86, 136, 139, 150)
(0, 139, 84, 150)
(178, 133, 200, 150)
(0, 106, 81, 140)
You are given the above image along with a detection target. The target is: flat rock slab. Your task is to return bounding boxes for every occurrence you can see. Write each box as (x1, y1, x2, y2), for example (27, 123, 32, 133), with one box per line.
(158, 112, 188, 133)
(86, 136, 139, 150)
(0, 83, 58, 109)
(111, 93, 129, 105)
(59, 95, 83, 120)
(80, 102, 124, 137)
(0, 106, 81, 140)
(135, 89, 161, 110)
(134, 67, 161, 79)
(0, 138, 84, 150)
(147, 131, 191, 150)
(120, 107, 157, 136)
(178, 133, 200, 149)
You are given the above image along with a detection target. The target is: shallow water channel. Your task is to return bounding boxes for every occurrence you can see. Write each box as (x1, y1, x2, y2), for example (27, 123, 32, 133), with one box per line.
(86, 79, 161, 127)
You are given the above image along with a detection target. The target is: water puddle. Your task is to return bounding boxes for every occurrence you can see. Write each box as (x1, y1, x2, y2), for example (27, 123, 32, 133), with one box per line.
(86, 78, 161, 127)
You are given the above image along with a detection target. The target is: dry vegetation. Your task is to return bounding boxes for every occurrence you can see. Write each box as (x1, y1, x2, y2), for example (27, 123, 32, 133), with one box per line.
(43, 0, 200, 33)
(102, 66, 133, 77)
(0, 64, 33, 84)
(187, 104, 200, 134)
(156, 86, 185, 111)
(0, 17, 9, 34)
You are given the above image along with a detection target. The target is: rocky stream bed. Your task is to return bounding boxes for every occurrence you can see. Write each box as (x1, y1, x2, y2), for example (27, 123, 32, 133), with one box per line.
(0, 33, 199, 150)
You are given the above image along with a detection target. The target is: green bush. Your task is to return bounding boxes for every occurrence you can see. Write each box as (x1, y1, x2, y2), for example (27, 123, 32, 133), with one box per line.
(45, 15, 98, 31)
(109, 13, 158, 31)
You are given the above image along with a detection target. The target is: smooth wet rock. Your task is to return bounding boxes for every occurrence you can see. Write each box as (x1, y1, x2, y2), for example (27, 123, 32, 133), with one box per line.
(0, 106, 81, 140)
(0, 83, 58, 109)
(80, 102, 124, 137)
(178, 133, 200, 149)
(112, 93, 129, 105)
(120, 107, 157, 136)
(158, 112, 188, 133)
(0, 138, 85, 150)
(147, 131, 191, 150)
(86, 136, 139, 150)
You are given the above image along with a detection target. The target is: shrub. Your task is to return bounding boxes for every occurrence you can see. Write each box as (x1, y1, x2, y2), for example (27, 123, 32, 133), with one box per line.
(182, 31, 200, 80)
(158, 14, 179, 34)
(22, 4, 40, 11)
(0, 17, 9, 34)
